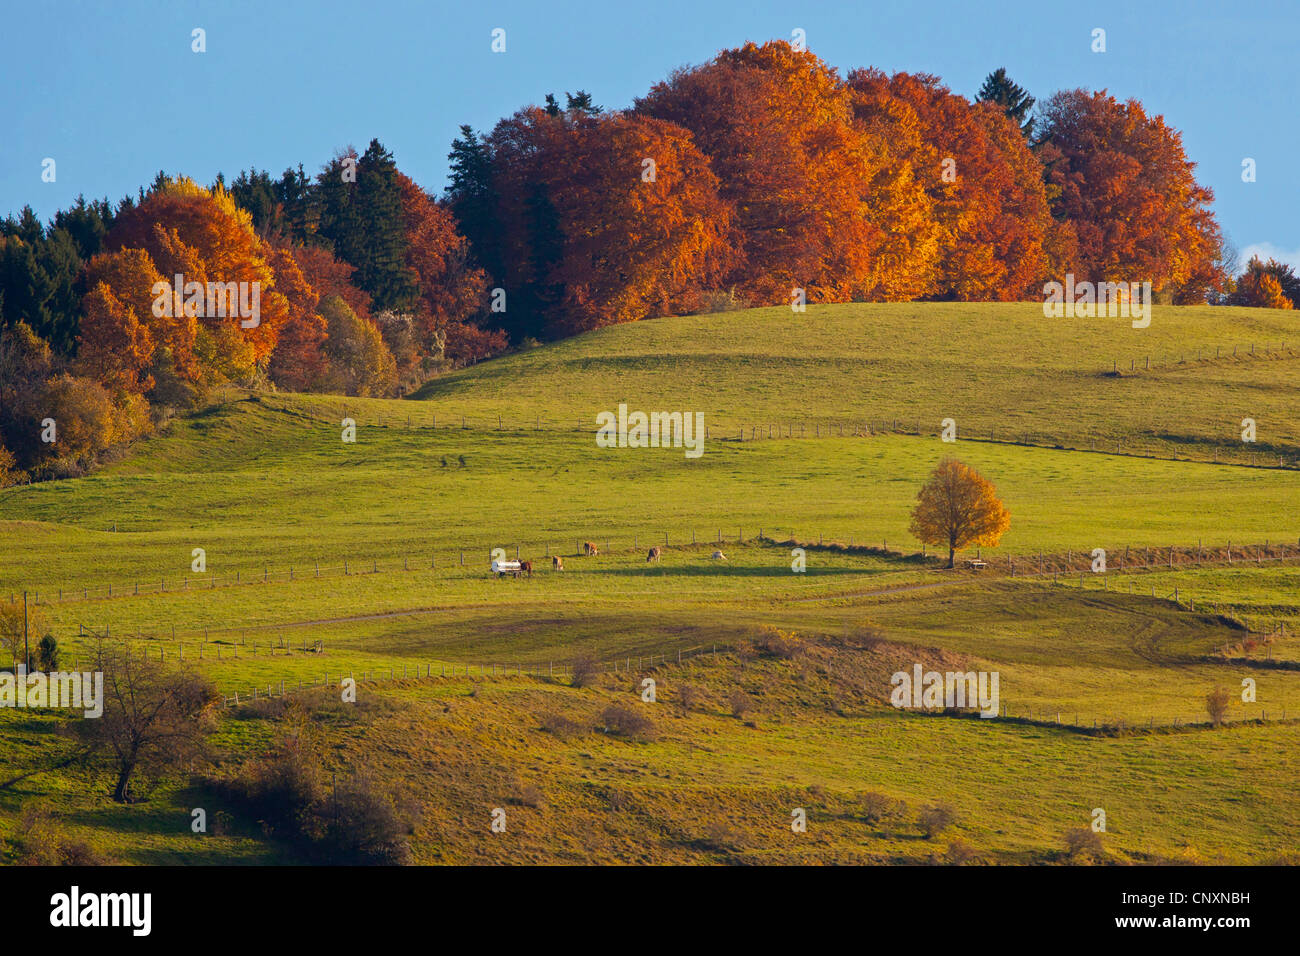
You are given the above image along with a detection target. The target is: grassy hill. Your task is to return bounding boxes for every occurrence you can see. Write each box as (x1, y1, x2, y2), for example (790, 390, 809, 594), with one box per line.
(1, 302, 1298, 865)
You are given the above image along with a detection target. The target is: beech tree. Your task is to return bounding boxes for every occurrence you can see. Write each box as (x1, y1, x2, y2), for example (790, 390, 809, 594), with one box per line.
(909, 459, 1011, 568)
(1037, 89, 1225, 301)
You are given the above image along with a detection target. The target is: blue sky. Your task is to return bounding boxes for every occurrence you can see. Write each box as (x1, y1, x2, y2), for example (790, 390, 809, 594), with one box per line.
(3, 0, 1296, 268)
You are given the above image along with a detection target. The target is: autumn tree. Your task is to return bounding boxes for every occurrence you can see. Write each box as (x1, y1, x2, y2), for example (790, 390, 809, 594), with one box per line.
(79, 244, 200, 400)
(395, 172, 501, 364)
(844, 69, 942, 300)
(266, 242, 327, 391)
(909, 458, 1011, 568)
(0, 444, 20, 487)
(105, 177, 288, 375)
(1036, 89, 1225, 301)
(1231, 257, 1298, 309)
(318, 294, 397, 397)
(538, 112, 737, 335)
(0, 322, 60, 470)
(76, 282, 156, 394)
(852, 70, 1052, 300)
(637, 41, 879, 304)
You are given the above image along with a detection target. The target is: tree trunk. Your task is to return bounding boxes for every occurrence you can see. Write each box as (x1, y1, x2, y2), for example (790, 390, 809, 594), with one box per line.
(948, 546, 956, 569)
(113, 760, 136, 803)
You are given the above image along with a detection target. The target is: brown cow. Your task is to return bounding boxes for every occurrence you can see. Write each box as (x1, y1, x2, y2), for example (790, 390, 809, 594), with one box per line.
(647, 546, 662, 562)
(583, 541, 599, 556)
(552, 555, 564, 571)
(519, 560, 533, 577)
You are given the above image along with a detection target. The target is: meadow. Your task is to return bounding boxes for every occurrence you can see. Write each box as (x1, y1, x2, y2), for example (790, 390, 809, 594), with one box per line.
(1, 302, 1297, 865)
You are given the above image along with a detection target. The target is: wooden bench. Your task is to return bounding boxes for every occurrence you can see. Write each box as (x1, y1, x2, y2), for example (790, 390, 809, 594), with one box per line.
(965, 558, 988, 571)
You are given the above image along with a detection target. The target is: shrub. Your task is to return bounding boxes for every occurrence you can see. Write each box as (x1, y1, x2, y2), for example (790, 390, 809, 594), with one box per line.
(599, 703, 657, 741)
(570, 653, 601, 688)
(753, 626, 805, 659)
(696, 288, 749, 314)
(675, 683, 701, 715)
(1206, 686, 1231, 726)
(320, 772, 415, 865)
(538, 711, 585, 739)
(845, 623, 888, 651)
(1063, 826, 1106, 861)
(729, 690, 752, 719)
(36, 634, 59, 671)
(15, 802, 111, 866)
(860, 791, 903, 825)
(513, 783, 545, 808)
(918, 803, 956, 839)
(943, 838, 978, 865)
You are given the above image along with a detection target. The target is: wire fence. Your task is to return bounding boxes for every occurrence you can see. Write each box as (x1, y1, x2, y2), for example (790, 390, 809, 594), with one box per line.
(286, 399, 1300, 472)
(14, 530, 1300, 611)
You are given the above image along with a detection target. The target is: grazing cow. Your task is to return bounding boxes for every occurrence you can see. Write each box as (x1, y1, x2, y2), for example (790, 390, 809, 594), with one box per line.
(647, 546, 662, 563)
(583, 541, 599, 556)
(519, 560, 533, 577)
(712, 550, 727, 560)
(552, 555, 564, 571)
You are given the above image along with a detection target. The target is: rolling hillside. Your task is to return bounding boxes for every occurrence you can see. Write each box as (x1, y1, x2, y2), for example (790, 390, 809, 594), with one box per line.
(1, 302, 1297, 866)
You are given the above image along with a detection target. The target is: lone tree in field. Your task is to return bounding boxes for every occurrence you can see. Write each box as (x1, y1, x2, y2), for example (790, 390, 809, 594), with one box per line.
(909, 459, 1011, 569)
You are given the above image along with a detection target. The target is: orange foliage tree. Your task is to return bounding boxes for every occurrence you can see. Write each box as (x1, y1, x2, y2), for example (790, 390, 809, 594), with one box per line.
(265, 242, 327, 390)
(637, 41, 879, 304)
(539, 112, 737, 336)
(395, 172, 502, 362)
(850, 70, 1052, 300)
(1037, 89, 1224, 301)
(909, 458, 1011, 568)
(105, 178, 288, 377)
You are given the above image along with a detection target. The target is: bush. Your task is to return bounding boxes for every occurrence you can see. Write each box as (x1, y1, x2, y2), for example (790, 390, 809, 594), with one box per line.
(918, 803, 956, 839)
(845, 623, 888, 651)
(860, 791, 903, 825)
(675, 683, 701, 715)
(512, 783, 545, 808)
(15, 802, 112, 866)
(570, 653, 601, 689)
(943, 838, 978, 865)
(320, 773, 415, 865)
(1206, 686, 1231, 726)
(753, 626, 805, 659)
(729, 690, 752, 719)
(695, 288, 749, 314)
(36, 634, 59, 671)
(538, 711, 585, 739)
(1063, 826, 1106, 861)
(219, 732, 413, 864)
(599, 703, 657, 741)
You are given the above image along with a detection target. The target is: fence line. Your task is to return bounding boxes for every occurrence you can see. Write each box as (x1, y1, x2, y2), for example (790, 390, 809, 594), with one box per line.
(268, 390, 1300, 472)
(15, 528, 1300, 612)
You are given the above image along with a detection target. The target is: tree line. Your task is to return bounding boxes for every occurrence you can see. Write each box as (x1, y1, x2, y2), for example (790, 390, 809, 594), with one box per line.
(2, 41, 1295, 485)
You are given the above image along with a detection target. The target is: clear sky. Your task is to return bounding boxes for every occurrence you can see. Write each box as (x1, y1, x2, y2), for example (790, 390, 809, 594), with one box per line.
(3, 0, 1297, 268)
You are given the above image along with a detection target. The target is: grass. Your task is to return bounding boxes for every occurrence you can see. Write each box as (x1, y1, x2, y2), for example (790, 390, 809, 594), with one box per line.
(1, 302, 1297, 865)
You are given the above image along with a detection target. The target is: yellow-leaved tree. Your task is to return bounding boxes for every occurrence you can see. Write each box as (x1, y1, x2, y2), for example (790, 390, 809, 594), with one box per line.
(909, 458, 1011, 568)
